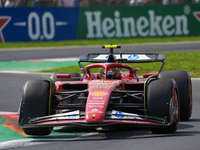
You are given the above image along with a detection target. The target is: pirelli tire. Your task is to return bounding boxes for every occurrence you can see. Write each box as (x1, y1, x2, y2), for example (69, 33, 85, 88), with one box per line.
(159, 70, 192, 121)
(18, 80, 53, 136)
(50, 72, 81, 82)
(147, 78, 179, 134)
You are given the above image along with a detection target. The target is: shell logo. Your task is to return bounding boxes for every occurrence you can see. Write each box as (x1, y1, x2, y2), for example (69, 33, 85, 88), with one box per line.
(91, 92, 107, 96)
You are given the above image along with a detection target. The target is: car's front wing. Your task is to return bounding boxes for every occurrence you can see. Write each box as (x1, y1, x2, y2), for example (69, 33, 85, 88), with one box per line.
(21, 110, 171, 128)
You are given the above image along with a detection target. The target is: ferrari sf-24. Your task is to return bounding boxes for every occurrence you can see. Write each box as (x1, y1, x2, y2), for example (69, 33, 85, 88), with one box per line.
(18, 45, 192, 135)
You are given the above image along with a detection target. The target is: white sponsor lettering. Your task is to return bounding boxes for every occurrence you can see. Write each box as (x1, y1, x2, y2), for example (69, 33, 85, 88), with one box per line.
(89, 105, 103, 108)
(88, 103, 104, 105)
(85, 10, 189, 38)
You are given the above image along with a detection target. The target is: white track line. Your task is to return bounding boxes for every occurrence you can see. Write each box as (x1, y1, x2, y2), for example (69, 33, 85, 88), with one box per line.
(0, 70, 51, 74)
(16, 57, 78, 62)
(0, 112, 17, 114)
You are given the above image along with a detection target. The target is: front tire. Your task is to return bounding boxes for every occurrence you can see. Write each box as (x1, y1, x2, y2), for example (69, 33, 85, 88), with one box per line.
(147, 78, 179, 134)
(159, 71, 192, 121)
(18, 80, 53, 136)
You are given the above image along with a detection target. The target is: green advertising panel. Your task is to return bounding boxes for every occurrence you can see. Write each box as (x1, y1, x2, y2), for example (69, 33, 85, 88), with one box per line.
(77, 4, 200, 39)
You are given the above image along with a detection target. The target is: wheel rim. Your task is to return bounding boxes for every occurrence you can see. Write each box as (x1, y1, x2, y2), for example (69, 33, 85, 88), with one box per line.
(188, 80, 192, 117)
(170, 90, 179, 127)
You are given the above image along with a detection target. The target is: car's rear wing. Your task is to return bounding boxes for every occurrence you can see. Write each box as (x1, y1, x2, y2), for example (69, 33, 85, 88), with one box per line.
(79, 53, 165, 63)
(78, 45, 166, 75)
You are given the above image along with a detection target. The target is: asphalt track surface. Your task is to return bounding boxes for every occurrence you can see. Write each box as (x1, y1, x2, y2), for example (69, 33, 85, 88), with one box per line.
(0, 42, 200, 149)
(1, 41, 200, 61)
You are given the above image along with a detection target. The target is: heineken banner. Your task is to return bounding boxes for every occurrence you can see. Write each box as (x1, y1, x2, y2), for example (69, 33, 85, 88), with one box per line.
(77, 4, 200, 39)
(1, 4, 200, 42)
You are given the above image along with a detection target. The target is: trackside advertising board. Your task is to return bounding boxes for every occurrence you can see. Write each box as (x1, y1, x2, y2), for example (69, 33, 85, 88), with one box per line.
(0, 7, 79, 42)
(77, 4, 200, 39)
(0, 4, 200, 43)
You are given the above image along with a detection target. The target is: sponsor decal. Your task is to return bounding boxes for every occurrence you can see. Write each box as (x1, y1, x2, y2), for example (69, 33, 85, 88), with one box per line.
(128, 54, 139, 60)
(122, 120, 152, 124)
(92, 108, 99, 112)
(68, 115, 77, 118)
(89, 105, 103, 108)
(87, 108, 103, 113)
(115, 111, 124, 119)
(106, 55, 117, 59)
(56, 85, 62, 92)
(91, 84, 113, 88)
(90, 80, 119, 84)
(88, 103, 104, 105)
(92, 97, 103, 99)
(88, 100, 104, 103)
(91, 92, 108, 96)
(112, 115, 143, 120)
(91, 81, 120, 85)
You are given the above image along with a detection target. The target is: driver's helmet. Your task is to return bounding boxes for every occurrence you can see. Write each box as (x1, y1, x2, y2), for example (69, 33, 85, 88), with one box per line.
(99, 68, 105, 79)
(107, 67, 120, 79)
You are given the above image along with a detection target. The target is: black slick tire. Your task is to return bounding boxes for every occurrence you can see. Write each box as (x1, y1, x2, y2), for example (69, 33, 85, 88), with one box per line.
(147, 78, 179, 134)
(159, 71, 192, 121)
(18, 80, 53, 136)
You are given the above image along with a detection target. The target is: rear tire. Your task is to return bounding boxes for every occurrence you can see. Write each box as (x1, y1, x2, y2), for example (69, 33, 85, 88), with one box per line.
(18, 80, 53, 136)
(50, 72, 81, 82)
(147, 78, 179, 134)
(159, 71, 192, 121)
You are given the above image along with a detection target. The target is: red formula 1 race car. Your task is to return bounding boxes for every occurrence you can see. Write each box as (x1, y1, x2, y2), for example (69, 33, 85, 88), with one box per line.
(18, 45, 192, 135)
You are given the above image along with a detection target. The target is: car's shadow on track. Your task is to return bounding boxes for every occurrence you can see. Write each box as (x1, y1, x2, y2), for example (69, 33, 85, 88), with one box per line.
(183, 118, 200, 123)
(25, 121, 199, 143)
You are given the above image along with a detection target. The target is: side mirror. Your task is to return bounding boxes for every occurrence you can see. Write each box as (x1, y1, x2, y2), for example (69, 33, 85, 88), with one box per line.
(143, 73, 157, 78)
(57, 74, 71, 79)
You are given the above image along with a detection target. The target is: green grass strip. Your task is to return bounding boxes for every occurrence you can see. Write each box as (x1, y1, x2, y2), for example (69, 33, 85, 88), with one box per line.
(1, 36, 200, 49)
(42, 51, 200, 78)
